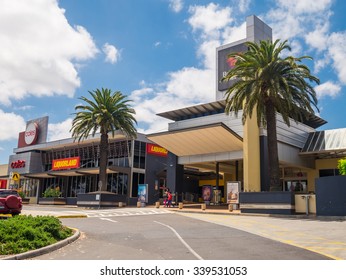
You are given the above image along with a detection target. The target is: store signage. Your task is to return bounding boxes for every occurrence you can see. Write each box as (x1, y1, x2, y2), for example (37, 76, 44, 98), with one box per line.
(11, 160, 26, 169)
(217, 43, 248, 91)
(24, 122, 39, 145)
(52, 157, 80, 170)
(146, 143, 168, 157)
(10, 172, 20, 181)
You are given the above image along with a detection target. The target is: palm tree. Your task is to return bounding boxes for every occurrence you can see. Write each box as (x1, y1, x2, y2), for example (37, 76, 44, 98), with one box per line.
(222, 39, 320, 191)
(70, 88, 137, 192)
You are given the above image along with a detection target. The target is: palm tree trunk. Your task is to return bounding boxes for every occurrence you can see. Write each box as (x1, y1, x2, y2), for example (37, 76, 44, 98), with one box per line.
(265, 103, 281, 191)
(99, 133, 109, 192)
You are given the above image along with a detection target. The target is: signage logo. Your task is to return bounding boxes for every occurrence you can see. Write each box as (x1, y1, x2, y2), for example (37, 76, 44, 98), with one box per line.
(226, 56, 237, 68)
(10, 172, 20, 181)
(52, 157, 80, 171)
(24, 122, 39, 145)
(146, 143, 168, 157)
(11, 160, 26, 169)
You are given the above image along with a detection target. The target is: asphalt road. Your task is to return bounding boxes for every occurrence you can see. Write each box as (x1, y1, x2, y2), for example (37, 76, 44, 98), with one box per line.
(31, 210, 330, 260)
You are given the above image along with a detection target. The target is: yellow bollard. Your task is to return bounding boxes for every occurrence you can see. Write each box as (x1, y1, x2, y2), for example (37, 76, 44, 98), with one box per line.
(155, 201, 160, 208)
(201, 203, 206, 210)
(137, 201, 141, 208)
(178, 202, 183, 209)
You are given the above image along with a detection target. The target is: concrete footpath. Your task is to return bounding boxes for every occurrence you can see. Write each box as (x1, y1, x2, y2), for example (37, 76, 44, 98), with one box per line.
(2, 205, 346, 260)
(169, 206, 346, 260)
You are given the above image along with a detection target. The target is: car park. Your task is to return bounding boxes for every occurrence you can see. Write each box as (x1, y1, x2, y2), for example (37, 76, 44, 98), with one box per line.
(0, 189, 22, 215)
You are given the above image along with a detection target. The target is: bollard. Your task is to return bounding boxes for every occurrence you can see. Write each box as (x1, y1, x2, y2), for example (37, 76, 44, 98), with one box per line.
(137, 201, 141, 208)
(118, 202, 123, 208)
(155, 201, 160, 208)
(178, 202, 183, 209)
(228, 204, 233, 212)
(201, 203, 206, 210)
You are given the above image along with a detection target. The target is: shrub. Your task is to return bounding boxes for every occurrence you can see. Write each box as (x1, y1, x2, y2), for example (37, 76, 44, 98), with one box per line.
(0, 215, 72, 255)
(337, 158, 346, 175)
(42, 186, 61, 197)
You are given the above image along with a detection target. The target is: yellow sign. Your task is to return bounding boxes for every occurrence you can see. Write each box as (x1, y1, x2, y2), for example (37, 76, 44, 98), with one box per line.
(52, 156, 80, 170)
(11, 172, 20, 181)
(146, 143, 168, 157)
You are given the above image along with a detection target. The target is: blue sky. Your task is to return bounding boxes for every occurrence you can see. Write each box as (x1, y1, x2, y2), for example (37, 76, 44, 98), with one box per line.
(0, 0, 346, 163)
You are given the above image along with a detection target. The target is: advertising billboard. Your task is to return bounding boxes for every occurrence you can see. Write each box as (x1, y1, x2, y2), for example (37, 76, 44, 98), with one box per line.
(227, 181, 241, 204)
(202, 185, 213, 202)
(138, 184, 148, 203)
(217, 42, 248, 91)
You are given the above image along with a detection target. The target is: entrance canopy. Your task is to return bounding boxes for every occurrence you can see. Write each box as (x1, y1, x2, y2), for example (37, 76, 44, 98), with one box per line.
(147, 123, 243, 157)
(23, 166, 130, 179)
(300, 128, 346, 157)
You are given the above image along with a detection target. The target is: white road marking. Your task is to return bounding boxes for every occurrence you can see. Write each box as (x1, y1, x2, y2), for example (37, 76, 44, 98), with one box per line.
(99, 218, 118, 223)
(154, 220, 203, 260)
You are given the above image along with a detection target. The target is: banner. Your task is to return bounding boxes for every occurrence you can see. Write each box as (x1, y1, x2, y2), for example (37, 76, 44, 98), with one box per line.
(227, 181, 241, 204)
(138, 184, 148, 203)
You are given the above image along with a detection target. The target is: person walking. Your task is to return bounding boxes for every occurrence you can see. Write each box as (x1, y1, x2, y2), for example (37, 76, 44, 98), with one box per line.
(165, 188, 173, 207)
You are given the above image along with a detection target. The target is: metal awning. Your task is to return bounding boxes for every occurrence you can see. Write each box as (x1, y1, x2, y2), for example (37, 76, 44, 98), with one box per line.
(300, 128, 346, 156)
(147, 123, 243, 157)
(157, 100, 226, 121)
(23, 166, 130, 179)
(156, 99, 327, 129)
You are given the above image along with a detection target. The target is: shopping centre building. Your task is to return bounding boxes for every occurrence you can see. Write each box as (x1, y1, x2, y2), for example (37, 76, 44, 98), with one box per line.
(2, 16, 346, 214)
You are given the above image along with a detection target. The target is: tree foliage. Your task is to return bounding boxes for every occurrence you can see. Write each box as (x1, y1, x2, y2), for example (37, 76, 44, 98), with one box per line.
(223, 39, 320, 191)
(70, 88, 137, 191)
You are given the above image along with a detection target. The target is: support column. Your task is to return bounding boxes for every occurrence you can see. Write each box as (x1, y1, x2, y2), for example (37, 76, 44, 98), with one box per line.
(216, 162, 219, 190)
(243, 114, 261, 192)
(166, 152, 184, 196)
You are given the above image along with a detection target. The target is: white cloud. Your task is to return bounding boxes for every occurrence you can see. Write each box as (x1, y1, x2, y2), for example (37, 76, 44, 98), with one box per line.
(0, 0, 98, 105)
(131, 87, 155, 103)
(276, 0, 333, 14)
(166, 67, 214, 102)
(102, 43, 120, 64)
(169, 0, 183, 13)
(327, 32, 346, 85)
(237, 0, 251, 13)
(284, 39, 303, 57)
(154, 41, 161, 47)
(314, 56, 330, 73)
(222, 22, 246, 44)
(188, 3, 232, 39)
(261, 0, 346, 94)
(315, 81, 341, 99)
(0, 110, 26, 141)
(131, 3, 239, 134)
(130, 68, 215, 134)
(197, 40, 220, 69)
(265, 0, 333, 40)
(48, 118, 73, 141)
(305, 23, 330, 52)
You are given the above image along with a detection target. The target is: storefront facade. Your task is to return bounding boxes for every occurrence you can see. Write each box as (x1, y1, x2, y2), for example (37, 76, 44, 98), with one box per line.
(147, 15, 346, 212)
(4, 15, 346, 212)
(7, 116, 168, 205)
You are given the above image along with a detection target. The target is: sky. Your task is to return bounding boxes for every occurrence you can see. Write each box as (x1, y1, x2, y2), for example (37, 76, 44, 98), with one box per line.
(0, 0, 346, 164)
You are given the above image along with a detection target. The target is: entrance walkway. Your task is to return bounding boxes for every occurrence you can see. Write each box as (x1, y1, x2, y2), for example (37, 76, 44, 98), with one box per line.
(168, 206, 346, 260)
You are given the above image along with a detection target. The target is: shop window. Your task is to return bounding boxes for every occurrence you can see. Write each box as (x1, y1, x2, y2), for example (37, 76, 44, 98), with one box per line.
(131, 172, 145, 197)
(284, 180, 307, 192)
(319, 169, 339, 177)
